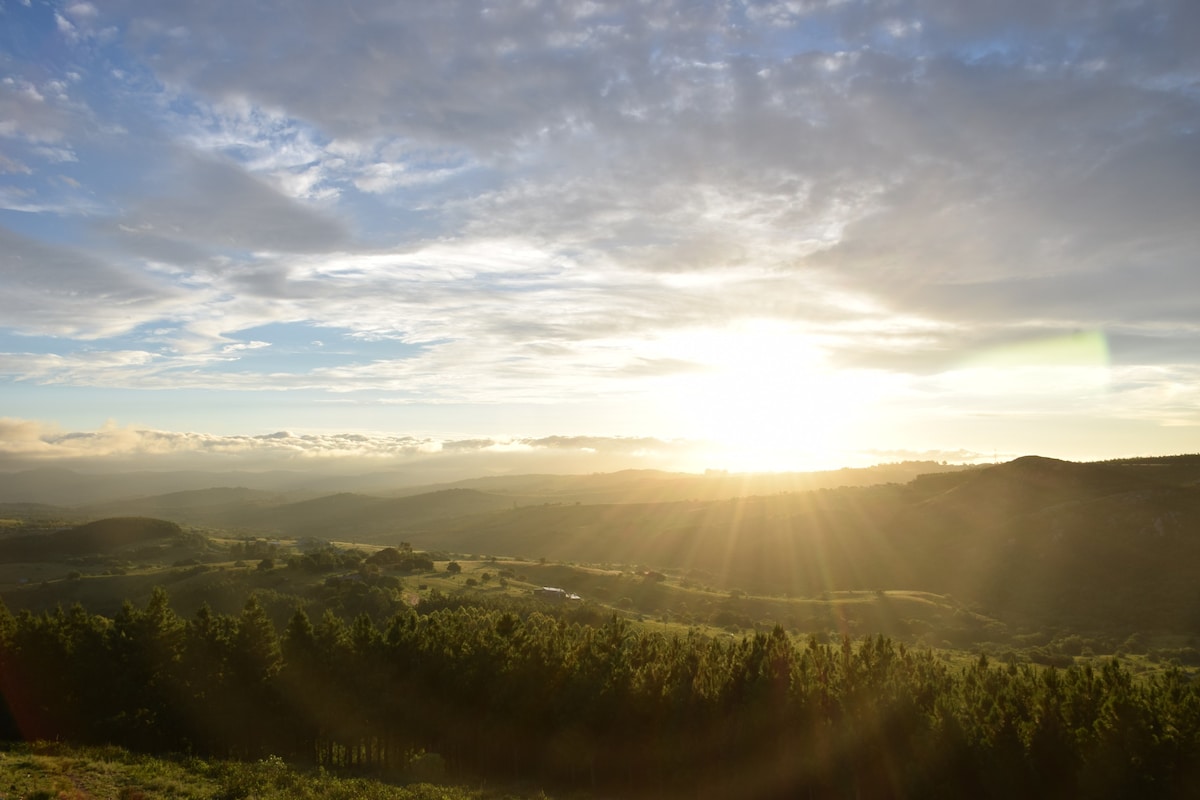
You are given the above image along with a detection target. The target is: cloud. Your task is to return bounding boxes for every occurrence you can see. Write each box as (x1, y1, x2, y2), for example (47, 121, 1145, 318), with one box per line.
(114, 1, 659, 150)
(0, 226, 184, 339)
(65, 2, 100, 18)
(0, 77, 75, 144)
(109, 150, 349, 255)
(861, 447, 993, 464)
(0, 418, 707, 475)
(0, 417, 62, 456)
(0, 154, 33, 174)
(520, 435, 696, 455)
(32, 144, 77, 163)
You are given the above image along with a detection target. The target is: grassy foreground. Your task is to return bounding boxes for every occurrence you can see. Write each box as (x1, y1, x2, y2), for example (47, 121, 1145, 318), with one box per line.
(0, 743, 550, 800)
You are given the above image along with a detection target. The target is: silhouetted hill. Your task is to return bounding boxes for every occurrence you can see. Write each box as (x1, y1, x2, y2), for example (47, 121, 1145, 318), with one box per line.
(78, 486, 571, 540)
(0, 468, 336, 505)
(914, 455, 1155, 519)
(391, 455, 1200, 635)
(0, 502, 86, 524)
(941, 481, 1200, 632)
(1101, 453, 1200, 486)
(209, 488, 523, 540)
(0, 516, 184, 561)
(879, 457, 1200, 632)
(0, 461, 975, 507)
(374, 488, 524, 528)
(0, 467, 99, 505)
(408, 484, 908, 589)
(232, 492, 387, 537)
(82, 487, 293, 527)
(390, 461, 978, 503)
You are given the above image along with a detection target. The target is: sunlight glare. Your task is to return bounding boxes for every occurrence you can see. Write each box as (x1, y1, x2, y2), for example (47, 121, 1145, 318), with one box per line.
(656, 321, 878, 472)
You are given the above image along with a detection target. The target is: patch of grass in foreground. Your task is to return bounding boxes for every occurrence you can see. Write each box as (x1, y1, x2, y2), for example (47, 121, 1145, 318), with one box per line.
(0, 743, 555, 800)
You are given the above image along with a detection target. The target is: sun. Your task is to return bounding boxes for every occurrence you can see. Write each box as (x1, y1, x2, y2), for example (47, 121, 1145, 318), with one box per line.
(653, 321, 877, 472)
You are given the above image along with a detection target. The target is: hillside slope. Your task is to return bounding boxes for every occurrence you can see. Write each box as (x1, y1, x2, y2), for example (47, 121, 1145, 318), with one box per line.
(223, 488, 524, 540)
(0, 517, 185, 562)
(404, 456, 1200, 634)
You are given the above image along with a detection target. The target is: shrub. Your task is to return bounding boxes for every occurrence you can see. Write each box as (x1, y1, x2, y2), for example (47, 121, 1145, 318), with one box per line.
(406, 751, 445, 782)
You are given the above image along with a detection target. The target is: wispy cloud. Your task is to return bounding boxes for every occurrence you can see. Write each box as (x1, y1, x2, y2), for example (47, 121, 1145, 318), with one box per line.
(0, 226, 184, 339)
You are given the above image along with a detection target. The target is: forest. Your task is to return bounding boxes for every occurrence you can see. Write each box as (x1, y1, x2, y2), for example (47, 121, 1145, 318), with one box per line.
(3, 587, 1200, 799)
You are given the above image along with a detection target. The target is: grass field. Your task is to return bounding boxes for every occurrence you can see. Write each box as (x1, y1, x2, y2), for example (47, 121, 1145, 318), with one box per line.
(0, 743, 554, 800)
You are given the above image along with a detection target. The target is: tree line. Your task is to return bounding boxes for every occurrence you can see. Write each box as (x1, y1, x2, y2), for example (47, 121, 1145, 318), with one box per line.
(2, 590, 1199, 798)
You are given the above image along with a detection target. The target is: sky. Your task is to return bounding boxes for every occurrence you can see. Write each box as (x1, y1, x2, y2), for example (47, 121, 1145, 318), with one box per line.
(1, 0, 1199, 478)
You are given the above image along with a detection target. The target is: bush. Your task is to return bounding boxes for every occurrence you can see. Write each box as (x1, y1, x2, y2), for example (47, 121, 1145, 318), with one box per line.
(406, 751, 445, 782)
(1122, 632, 1148, 655)
(1151, 646, 1200, 666)
(1056, 634, 1095, 656)
(1028, 647, 1074, 668)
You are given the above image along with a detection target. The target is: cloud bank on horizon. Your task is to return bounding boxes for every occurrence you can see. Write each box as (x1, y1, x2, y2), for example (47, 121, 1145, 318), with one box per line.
(0, 416, 720, 476)
(1, 0, 1198, 473)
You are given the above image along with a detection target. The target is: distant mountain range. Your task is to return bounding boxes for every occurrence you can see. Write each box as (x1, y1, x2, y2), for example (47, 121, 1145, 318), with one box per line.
(0, 460, 972, 507)
(0, 466, 400, 506)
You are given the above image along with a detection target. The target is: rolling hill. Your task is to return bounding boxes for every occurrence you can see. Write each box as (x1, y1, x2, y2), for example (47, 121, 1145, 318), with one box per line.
(82, 487, 294, 527)
(223, 488, 525, 539)
(0, 460, 977, 507)
(5, 455, 1200, 636)
(397, 455, 1200, 634)
(0, 517, 184, 562)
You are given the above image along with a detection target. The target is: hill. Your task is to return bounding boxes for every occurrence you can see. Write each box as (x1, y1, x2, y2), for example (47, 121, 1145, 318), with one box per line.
(0, 461, 977, 507)
(0, 502, 88, 526)
(0, 517, 185, 562)
(394, 455, 1200, 635)
(0, 467, 406, 506)
(82, 487, 295, 527)
(51, 463, 981, 547)
(406, 485, 908, 589)
(206, 488, 524, 539)
(4, 455, 1200, 637)
(389, 461, 979, 503)
(78, 487, 545, 541)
